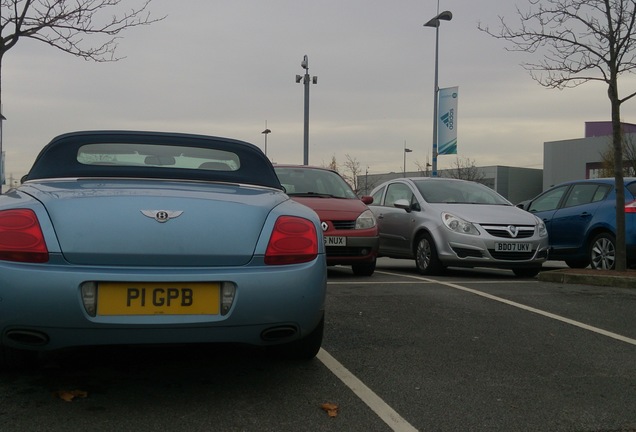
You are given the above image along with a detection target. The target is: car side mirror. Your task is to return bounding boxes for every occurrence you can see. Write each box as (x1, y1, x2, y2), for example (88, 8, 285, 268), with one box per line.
(361, 196, 373, 205)
(394, 198, 411, 213)
(516, 200, 530, 211)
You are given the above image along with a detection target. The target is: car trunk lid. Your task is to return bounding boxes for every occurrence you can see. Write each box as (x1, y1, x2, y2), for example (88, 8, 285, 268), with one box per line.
(22, 180, 284, 266)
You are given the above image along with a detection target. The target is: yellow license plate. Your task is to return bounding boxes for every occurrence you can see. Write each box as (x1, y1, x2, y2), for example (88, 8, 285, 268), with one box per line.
(97, 282, 220, 316)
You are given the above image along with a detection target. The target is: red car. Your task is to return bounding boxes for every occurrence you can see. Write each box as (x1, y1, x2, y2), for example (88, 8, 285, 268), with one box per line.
(274, 165, 379, 276)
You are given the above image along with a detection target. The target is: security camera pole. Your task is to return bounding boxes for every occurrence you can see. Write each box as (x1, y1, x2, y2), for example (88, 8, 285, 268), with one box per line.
(296, 55, 317, 165)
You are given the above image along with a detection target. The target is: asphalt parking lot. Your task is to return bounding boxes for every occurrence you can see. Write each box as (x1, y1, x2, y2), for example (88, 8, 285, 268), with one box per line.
(1, 258, 635, 432)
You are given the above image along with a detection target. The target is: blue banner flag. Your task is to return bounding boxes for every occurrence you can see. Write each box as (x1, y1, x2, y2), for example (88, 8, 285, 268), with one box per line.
(437, 87, 458, 155)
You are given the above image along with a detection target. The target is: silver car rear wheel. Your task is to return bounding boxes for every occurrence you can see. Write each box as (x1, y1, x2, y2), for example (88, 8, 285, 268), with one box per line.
(415, 233, 442, 275)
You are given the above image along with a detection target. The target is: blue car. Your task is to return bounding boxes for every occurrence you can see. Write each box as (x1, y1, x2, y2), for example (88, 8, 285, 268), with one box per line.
(524, 178, 636, 269)
(0, 131, 326, 367)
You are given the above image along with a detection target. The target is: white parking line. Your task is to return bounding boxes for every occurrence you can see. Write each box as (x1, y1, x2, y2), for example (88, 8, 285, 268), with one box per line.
(327, 281, 427, 285)
(327, 280, 537, 285)
(317, 348, 419, 432)
(376, 270, 636, 347)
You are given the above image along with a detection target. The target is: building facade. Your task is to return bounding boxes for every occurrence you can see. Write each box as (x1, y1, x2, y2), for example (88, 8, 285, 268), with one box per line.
(543, 121, 636, 189)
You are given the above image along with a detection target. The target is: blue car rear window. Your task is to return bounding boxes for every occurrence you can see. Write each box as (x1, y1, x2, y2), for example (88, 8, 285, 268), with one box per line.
(24, 131, 282, 190)
(77, 143, 240, 171)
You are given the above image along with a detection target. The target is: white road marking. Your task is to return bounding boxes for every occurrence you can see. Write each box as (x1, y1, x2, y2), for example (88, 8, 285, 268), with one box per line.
(317, 348, 419, 432)
(321, 270, 634, 430)
(328, 280, 537, 285)
(376, 270, 636, 347)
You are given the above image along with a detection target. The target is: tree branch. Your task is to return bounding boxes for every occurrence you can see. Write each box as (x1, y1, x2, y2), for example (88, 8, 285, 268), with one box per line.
(1, 0, 165, 61)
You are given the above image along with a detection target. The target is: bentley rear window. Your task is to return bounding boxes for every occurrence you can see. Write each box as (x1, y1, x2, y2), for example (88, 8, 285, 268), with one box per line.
(77, 143, 240, 171)
(24, 131, 282, 189)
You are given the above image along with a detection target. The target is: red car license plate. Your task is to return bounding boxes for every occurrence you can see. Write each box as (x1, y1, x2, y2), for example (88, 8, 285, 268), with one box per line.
(324, 236, 346, 246)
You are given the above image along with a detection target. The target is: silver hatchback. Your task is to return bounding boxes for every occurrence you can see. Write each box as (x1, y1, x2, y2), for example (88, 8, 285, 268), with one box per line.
(369, 178, 549, 277)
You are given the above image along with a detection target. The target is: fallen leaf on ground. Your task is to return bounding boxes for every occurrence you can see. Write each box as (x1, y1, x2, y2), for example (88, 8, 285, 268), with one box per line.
(320, 402, 339, 417)
(54, 390, 88, 402)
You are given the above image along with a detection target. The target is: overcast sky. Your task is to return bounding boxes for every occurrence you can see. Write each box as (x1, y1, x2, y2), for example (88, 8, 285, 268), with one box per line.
(3, 0, 636, 185)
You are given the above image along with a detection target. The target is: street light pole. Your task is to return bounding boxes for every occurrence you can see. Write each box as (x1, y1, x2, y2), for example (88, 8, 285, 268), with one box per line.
(261, 121, 271, 158)
(424, 3, 452, 178)
(296, 55, 317, 165)
(403, 142, 412, 177)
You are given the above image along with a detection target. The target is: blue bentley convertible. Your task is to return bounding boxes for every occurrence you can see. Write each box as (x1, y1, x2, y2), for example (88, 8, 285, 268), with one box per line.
(0, 131, 326, 366)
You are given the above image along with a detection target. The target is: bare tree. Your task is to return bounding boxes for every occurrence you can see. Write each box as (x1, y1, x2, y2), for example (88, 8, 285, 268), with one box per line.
(442, 156, 486, 182)
(599, 134, 636, 177)
(413, 160, 433, 176)
(341, 154, 363, 193)
(0, 0, 164, 185)
(0, 0, 163, 106)
(479, 0, 636, 271)
(322, 154, 338, 172)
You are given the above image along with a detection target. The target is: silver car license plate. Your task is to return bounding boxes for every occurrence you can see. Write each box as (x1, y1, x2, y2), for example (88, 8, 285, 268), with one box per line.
(494, 242, 532, 252)
(324, 236, 346, 246)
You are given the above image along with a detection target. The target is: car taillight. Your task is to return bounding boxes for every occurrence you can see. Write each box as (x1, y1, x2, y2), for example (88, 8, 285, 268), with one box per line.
(626, 200, 636, 213)
(264, 216, 318, 265)
(0, 209, 49, 263)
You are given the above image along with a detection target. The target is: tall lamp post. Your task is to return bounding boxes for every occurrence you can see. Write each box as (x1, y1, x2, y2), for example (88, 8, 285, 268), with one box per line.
(403, 143, 412, 177)
(296, 55, 317, 165)
(424, 5, 452, 178)
(261, 122, 271, 157)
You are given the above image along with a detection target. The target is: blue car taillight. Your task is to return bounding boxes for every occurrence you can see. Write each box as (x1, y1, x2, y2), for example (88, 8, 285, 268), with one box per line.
(264, 216, 318, 265)
(0, 209, 49, 263)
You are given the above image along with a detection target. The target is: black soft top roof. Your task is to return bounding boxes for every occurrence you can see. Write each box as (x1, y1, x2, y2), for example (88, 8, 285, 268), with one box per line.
(24, 130, 282, 190)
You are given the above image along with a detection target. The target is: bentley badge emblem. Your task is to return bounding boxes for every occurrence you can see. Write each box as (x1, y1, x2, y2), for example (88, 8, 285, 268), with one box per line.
(141, 210, 184, 223)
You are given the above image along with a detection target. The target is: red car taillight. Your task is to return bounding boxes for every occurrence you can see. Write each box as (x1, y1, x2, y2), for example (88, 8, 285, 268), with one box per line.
(264, 216, 318, 265)
(0, 209, 49, 263)
(626, 200, 636, 213)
